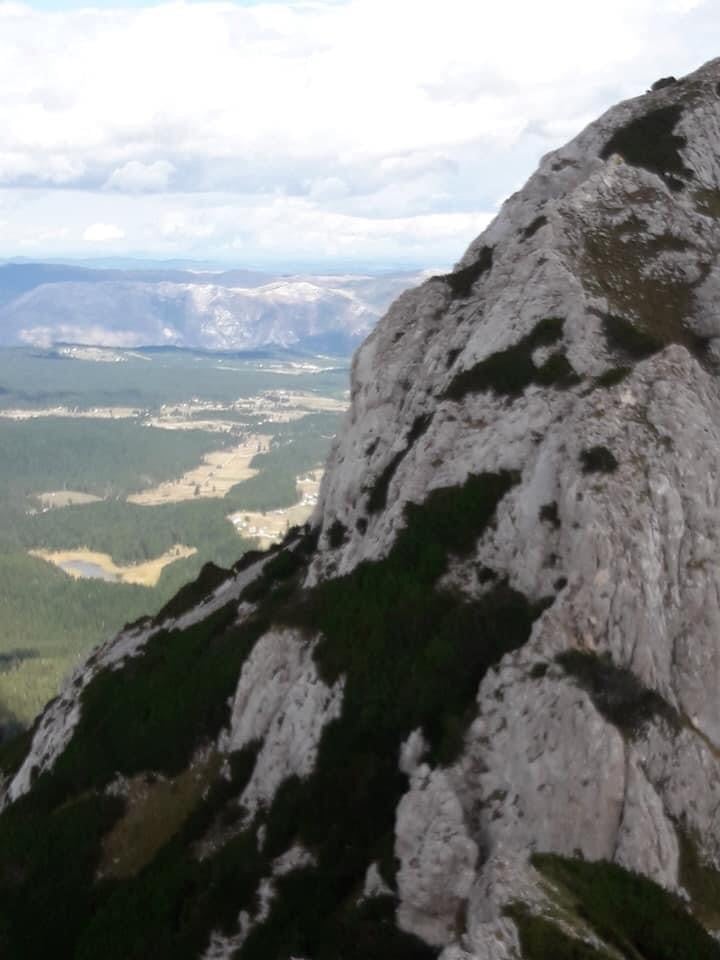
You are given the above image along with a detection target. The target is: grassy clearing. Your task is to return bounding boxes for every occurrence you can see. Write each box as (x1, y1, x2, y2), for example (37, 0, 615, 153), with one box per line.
(583, 223, 708, 362)
(100, 752, 222, 878)
(37, 490, 103, 509)
(29, 544, 197, 587)
(127, 436, 270, 506)
(693, 188, 720, 218)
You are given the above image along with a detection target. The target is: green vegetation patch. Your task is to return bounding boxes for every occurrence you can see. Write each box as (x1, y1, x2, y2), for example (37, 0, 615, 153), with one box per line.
(693, 188, 720, 218)
(539, 502, 561, 529)
(506, 903, 613, 960)
(534, 352, 583, 389)
(443, 316, 572, 401)
(0, 790, 124, 958)
(0, 471, 551, 958)
(583, 226, 710, 368)
(533, 854, 720, 960)
(241, 879, 435, 960)
(232, 472, 552, 959)
(0, 417, 233, 502)
(677, 829, 720, 931)
(580, 446, 619, 474)
(602, 310, 709, 363)
(600, 104, 692, 190)
(594, 366, 632, 389)
(557, 650, 679, 737)
(327, 519, 349, 548)
(42, 601, 265, 805)
(153, 561, 231, 623)
(602, 313, 665, 359)
(435, 245, 493, 300)
(100, 752, 224, 879)
(0, 404, 338, 731)
(521, 215, 548, 241)
(366, 413, 433, 514)
(75, 743, 263, 960)
(0, 722, 34, 779)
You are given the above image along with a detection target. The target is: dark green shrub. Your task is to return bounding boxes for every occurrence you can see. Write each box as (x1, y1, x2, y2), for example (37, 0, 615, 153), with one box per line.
(446, 347, 461, 368)
(240, 545, 308, 604)
(242, 884, 435, 960)
(580, 446, 619, 474)
(557, 649, 679, 737)
(366, 414, 435, 514)
(595, 366, 632, 388)
(600, 105, 692, 190)
(532, 854, 720, 960)
(435, 245, 493, 299)
(521, 215, 548, 240)
(539, 501, 561, 528)
(0, 791, 124, 958)
(42, 602, 265, 804)
(650, 76, 677, 91)
(529, 662, 549, 679)
(677, 829, 720, 931)
(153, 561, 230, 623)
(0, 723, 33, 779)
(601, 311, 709, 363)
(506, 903, 613, 959)
(327, 520, 348, 549)
(77, 821, 266, 960)
(444, 316, 566, 401)
(602, 313, 664, 359)
(534, 352, 582, 388)
(367, 449, 407, 513)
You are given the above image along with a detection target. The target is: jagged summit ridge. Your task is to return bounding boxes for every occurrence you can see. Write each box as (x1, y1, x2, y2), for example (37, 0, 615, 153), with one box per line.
(3, 58, 720, 960)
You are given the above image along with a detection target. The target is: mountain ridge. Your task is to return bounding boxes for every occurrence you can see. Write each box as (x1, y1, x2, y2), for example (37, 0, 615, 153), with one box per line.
(0, 263, 429, 354)
(3, 57, 720, 959)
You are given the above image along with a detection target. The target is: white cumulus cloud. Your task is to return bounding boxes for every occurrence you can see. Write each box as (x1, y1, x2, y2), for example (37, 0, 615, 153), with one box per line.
(0, 0, 715, 263)
(82, 222, 125, 243)
(105, 160, 175, 193)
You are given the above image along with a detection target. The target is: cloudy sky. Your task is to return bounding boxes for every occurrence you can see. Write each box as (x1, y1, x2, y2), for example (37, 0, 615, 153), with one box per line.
(0, 0, 717, 268)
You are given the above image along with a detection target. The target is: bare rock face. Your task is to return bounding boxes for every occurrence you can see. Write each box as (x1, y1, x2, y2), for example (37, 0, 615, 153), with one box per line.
(4, 58, 720, 960)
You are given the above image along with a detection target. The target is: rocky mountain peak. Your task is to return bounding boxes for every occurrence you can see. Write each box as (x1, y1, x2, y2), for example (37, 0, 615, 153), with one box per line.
(3, 58, 720, 960)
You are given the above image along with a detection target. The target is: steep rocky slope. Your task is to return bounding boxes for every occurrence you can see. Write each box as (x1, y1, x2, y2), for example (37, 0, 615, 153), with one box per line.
(3, 59, 720, 959)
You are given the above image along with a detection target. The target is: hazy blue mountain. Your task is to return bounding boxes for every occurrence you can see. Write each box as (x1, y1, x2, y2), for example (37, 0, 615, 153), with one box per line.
(0, 261, 430, 354)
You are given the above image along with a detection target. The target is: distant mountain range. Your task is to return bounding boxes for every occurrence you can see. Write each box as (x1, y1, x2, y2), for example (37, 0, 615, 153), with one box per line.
(0, 262, 431, 355)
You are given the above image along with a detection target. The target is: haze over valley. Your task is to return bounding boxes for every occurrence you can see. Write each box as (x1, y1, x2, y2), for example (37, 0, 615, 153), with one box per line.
(0, 342, 349, 734)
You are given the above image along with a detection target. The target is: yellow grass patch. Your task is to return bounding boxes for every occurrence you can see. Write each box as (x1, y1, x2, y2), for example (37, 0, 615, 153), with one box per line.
(126, 435, 270, 506)
(37, 490, 104, 509)
(0, 406, 141, 420)
(29, 544, 196, 587)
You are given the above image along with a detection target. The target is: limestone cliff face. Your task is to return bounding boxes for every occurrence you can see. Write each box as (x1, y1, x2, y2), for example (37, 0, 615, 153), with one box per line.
(4, 59, 720, 960)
